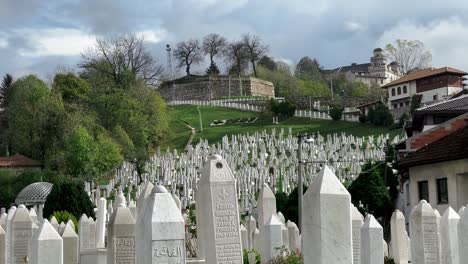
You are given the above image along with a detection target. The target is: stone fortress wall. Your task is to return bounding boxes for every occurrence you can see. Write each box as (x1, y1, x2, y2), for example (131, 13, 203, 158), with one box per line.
(158, 75, 275, 101)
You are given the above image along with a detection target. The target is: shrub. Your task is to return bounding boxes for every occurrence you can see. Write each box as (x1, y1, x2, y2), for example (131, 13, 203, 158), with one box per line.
(358, 114, 367, 123)
(44, 178, 95, 220)
(243, 249, 261, 264)
(329, 105, 344, 121)
(49, 210, 78, 232)
(265, 248, 303, 264)
(269, 99, 296, 118)
(368, 104, 394, 127)
(385, 257, 395, 264)
(398, 112, 409, 128)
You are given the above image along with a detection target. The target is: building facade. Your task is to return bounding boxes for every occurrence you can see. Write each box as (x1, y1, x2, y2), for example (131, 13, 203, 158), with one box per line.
(324, 48, 402, 88)
(382, 67, 467, 110)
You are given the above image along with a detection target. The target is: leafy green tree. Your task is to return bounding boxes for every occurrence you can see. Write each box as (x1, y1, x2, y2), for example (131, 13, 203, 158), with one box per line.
(206, 62, 221, 75)
(44, 178, 95, 220)
(410, 95, 422, 115)
(64, 125, 97, 178)
(94, 132, 122, 175)
(0, 73, 13, 108)
(329, 105, 344, 121)
(295, 57, 323, 81)
(348, 162, 391, 218)
(6, 75, 54, 161)
(52, 73, 90, 104)
(257, 55, 277, 71)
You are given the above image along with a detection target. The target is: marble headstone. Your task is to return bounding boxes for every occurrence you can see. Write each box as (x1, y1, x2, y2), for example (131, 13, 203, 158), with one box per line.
(302, 165, 352, 264)
(62, 222, 79, 264)
(197, 155, 243, 264)
(29, 219, 63, 264)
(136, 185, 186, 264)
(360, 215, 384, 264)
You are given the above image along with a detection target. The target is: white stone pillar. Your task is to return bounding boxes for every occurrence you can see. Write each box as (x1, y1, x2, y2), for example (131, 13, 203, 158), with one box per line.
(240, 224, 248, 251)
(303, 165, 352, 264)
(360, 215, 384, 264)
(95, 198, 107, 248)
(263, 214, 282, 262)
(10, 205, 32, 264)
(196, 154, 243, 264)
(458, 207, 468, 264)
(107, 191, 136, 264)
(410, 200, 441, 264)
(352, 205, 364, 264)
(29, 219, 63, 264)
(62, 222, 79, 264)
(136, 185, 186, 264)
(287, 221, 300, 251)
(390, 209, 409, 264)
(441, 207, 459, 264)
(0, 225, 5, 264)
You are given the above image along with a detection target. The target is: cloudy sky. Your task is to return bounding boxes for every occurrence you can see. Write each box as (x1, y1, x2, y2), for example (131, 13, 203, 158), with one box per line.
(1, 0, 468, 79)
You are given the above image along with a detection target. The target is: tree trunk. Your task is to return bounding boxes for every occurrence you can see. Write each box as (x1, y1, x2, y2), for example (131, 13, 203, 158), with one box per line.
(251, 60, 257, 77)
(186, 64, 190, 76)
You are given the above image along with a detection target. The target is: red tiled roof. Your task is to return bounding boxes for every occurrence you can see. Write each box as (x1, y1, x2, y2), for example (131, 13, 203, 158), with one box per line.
(382, 67, 468, 88)
(399, 124, 468, 167)
(0, 154, 42, 167)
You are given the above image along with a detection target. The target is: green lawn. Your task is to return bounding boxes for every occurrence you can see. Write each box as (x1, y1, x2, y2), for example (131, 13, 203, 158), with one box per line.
(164, 105, 404, 151)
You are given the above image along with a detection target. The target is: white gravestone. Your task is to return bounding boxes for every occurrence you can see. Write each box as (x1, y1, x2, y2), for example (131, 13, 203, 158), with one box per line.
(390, 210, 409, 264)
(240, 224, 248, 251)
(79, 215, 90, 251)
(96, 198, 107, 248)
(10, 205, 33, 264)
(458, 207, 468, 264)
(352, 205, 364, 264)
(5, 206, 16, 264)
(263, 214, 282, 262)
(62, 222, 79, 264)
(410, 200, 441, 264)
(286, 221, 300, 251)
(360, 215, 384, 264)
(0, 225, 5, 264)
(136, 185, 186, 264)
(197, 154, 243, 264)
(302, 165, 353, 264)
(440, 207, 459, 264)
(281, 223, 289, 249)
(29, 219, 63, 264)
(247, 216, 257, 250)
(107, 191, 136, 264)
(88, 217, 96, 249)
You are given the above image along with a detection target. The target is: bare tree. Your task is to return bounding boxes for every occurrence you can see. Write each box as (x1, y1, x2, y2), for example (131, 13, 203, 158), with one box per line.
(80, 33, 164, 86)
(202, 33, 227, 66)
(241, 33, 269, 77)
(224, 40, 248, 76)
(174, 39, 203, 77)
(385, 39, 432, 75)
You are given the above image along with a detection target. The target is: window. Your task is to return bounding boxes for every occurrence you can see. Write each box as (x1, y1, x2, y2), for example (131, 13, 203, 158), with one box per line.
(381, 79, 384, 84)
(405, 101, 410, 106)
(437, 178, 448, 204)
(418, 181, 429, 202)
(399, 103, 404, 107)
(393, 104, 398, 109)
(397, 87, 401, 95)
(433, 94, 438, 101)
(403, 85, 407, 93)
(391, 88, 396, 96)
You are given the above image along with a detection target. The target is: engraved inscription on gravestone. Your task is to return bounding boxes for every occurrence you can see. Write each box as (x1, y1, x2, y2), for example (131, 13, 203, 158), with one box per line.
(213, 185, 242, 263)
(352, 228, 360, 264)
(152, 240, 185, 264)
(13, 229, 32, 264)
(114, 237, 135, 264)
(422, 221, 439, 264)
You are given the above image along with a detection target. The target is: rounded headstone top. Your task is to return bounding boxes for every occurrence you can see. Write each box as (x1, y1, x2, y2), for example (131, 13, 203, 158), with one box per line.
(210, 154, 222, 160)
(153, 185, 168, 193)
(18, 204, 26, 209)
(420, 200, 427, 204)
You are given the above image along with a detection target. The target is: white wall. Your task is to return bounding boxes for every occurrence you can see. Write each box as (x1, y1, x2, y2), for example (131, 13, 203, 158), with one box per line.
(408, 158, 468, 214)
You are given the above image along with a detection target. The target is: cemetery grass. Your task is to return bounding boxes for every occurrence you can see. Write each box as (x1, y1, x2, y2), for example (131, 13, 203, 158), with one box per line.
(166, 105, 404, 150)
